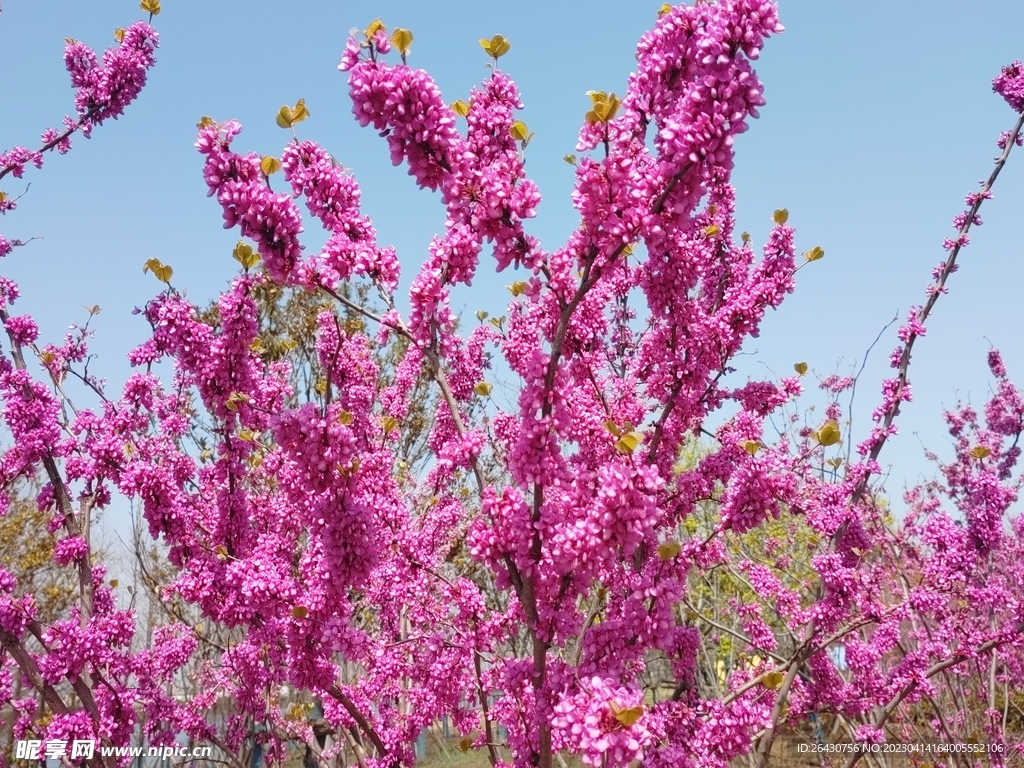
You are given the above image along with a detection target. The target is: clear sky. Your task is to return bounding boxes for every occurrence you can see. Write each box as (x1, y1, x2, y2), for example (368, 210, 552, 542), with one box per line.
(2, 0, 1024, 550)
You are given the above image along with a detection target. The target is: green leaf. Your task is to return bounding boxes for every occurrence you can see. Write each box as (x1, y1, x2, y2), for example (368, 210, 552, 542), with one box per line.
(391, 28, 413, 56)
(615, 431, 643, 455)
(224, 392, 248, 412)
(474, 382, 493, 397)
(510, 120, 529, 142)
(610, 702, 644, 727)
(140, 0, 161, 16)
(260, 155, 281, 175)
(793, 362, 808, 376)
(564, 154, 577, 165)
(291, 98, 309, 124)
(741, 440, 760, 456)
(704, 224, 722, 237)
(772, 208, 789, 225)
(804, 245, 824, 262)
(480, 34, 510, 58)
(451, 99, 470, 117)
(142, 258, 173, 283)
(762, 671, 786, 690)
(657, 541, 681, 560)
(365, 19, 385, 38)
(815, 419, 841, 447)
(970, 445, 991, 459)
(585, 91, 621, 124)
(233, 241, 260, 270)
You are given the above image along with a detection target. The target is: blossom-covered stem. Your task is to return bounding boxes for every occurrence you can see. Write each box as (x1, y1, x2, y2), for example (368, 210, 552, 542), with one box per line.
(0, 631, 71, 717)
(427, 352, 487, 495)
(0, 108, 98, 181)
(753, 624, 813, 767)
(318, 283, 409, 340)
(854, 110, 1024, 499)
(473, 651, 500, 768)
(841, 621, 1024, 768)
(755, 111, 1024, 766)
(0, 305, 95, 621)
(325, 684, 389, 761)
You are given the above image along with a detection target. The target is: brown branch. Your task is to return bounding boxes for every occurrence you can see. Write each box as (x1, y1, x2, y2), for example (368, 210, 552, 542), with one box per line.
(1, 109, 100, 182)
(325, 684, 389, 761)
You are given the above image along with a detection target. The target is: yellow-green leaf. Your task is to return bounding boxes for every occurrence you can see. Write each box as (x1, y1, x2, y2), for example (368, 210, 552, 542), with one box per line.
(804, 245, 824, 262)
(338, 410, 354, 425)
(970, 445, 991, 459)
(225, 392, 247, 412)
(657, 541, 681, 561)
(474, 382, 492, 397)
(826, 457, 843, 468)
(391, 28, 413, 56)
(291, 605, 309, 620)
(603, 420, 621, 437)
(140, 0, 161, 16)
(741, 440, 760, 456)
(510, 120, 529, 142)
(762, 671, 786, 690)
(704, 224, 722, 237)
(260, 155, 282, 176)
(794, 362, 808, 376)
(291, 98, 309, 124)
(815, 419, 841, 447)
(658, 3, 672, 17)
(365, 18, 386, 38)
(197, 115, 215, 129)
(741, 231, 751, 244)
(451, 99, 470, 117)
(610, 702, 644, 727)
(772, 208, 789, 225)
(238, 429, 257, 442)
(457, 737, 473, 753)
(109, 578, 119, 588)
(249, 337, 266, 355)
(215, 545, 229, 560)
(480, 34, 511, 58)
(142, 258, 173, 283)
(585, 91, 621, 124)
(475, 310, 489, 321)
(615, 431, 643, 455)
(564, 154, 577, 165)
(113, 28, 126, 42)
(276, 106, 293, 129)
(381, 415, 399, 434)
(508, 280, 528, 297)
(233, 241, 260, 270)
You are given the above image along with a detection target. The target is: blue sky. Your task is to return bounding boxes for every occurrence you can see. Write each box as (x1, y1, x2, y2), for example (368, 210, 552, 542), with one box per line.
(2, 0, 1024, 541)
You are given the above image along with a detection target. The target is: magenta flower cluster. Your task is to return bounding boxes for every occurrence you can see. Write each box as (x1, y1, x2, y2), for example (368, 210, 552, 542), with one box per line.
(3, 4, 1024, 768)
